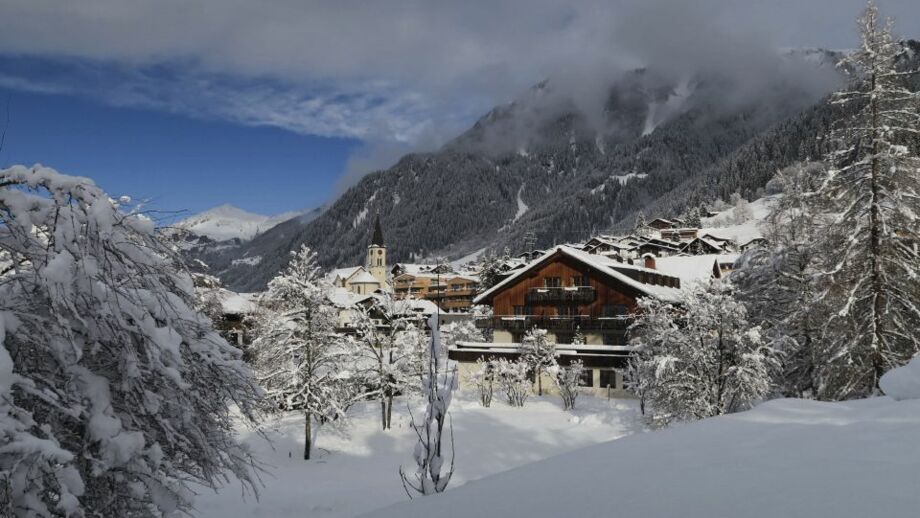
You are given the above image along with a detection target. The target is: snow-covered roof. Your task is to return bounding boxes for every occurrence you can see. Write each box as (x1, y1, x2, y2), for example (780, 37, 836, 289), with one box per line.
(218, 290, 259, 315)
(474, 245, 683, 305)
(654, 255, 721, 286)
(327, 287, 372, 308)
(394, 298, 441, 315)
(350, 270, 381, 284)
(328, 266, 364, 282)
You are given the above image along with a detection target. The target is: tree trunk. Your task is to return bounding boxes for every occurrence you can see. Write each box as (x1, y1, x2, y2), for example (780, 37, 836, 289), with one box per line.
(380, 399, 388, 430)
(868, 69, 886, 390)
(386, 394, 394, 429)
(304, 412, 312, 460)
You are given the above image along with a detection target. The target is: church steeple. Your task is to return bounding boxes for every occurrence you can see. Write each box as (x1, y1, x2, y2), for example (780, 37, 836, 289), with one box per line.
(371, 214, 384, 247)
(367, 213, 387, 287)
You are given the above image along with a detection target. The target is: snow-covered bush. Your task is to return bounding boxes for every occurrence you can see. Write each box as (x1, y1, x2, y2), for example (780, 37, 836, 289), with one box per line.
(552, 360, 585, 411)
(497, 358, 532, 407)
(250, 245, 355, 460)
(628, 282, 779, 427)
(470, 357, 496, 407)
(0, 165, 262, 516)
(520, 328, 558, 396)
(400, 314, 457, 497)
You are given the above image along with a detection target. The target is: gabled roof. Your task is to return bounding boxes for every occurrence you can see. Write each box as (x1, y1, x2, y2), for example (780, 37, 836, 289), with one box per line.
(654, 255, 722, 286)
(351, 270, 382, 284)
(680, 237, 725, 254)
(329, 266, 364, 282)
(473, 245, 683, 305)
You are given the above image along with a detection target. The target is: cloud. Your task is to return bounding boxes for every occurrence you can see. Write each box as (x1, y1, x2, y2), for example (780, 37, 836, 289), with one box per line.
(1, 0, 919, 181)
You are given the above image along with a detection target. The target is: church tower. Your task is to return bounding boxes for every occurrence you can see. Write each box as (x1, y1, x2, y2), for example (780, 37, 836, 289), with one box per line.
(367, 214, 387, 287)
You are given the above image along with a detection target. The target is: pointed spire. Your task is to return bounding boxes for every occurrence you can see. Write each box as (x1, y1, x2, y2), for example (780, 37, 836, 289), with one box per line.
(371, 213, 384, 247)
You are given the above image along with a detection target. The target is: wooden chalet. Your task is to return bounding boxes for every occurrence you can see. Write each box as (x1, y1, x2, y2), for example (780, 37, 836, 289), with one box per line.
(451, 245, 682, 395)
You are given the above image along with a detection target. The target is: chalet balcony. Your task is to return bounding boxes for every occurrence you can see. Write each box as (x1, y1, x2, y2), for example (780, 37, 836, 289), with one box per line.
(525, 286, 596, 304)
(475, 314, 631, 332)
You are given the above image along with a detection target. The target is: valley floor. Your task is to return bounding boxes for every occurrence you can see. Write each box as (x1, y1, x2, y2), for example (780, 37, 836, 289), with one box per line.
(193, 392, 643, 518)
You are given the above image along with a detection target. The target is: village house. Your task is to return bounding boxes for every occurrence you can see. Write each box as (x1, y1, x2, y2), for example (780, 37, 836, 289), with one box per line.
(450, 245, 684, 397)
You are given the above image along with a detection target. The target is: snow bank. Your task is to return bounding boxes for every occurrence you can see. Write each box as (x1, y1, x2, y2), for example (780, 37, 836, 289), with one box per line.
(194, 394, 641, 518)
(361, 397, 920, 518)
(880, 356, 920, 401)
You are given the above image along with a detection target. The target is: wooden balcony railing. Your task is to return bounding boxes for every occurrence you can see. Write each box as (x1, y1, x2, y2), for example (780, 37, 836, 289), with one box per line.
(475, 314, 631, 332)
(525, 286, 596, 304)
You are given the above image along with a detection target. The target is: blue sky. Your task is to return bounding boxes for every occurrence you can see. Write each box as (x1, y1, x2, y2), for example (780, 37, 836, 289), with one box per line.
(1, 0, 918, 218)
(0, 85, 360, 216)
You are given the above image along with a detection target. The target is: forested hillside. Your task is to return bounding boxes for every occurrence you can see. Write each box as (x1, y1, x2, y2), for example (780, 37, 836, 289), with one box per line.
(205, 45, 920, 292)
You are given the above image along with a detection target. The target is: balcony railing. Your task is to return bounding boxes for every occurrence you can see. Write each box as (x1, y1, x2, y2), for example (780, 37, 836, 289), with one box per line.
(475, 314, 631, 332)
(525, 286, 596, 304)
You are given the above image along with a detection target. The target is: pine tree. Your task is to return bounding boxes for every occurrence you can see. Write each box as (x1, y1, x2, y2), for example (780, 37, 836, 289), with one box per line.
(0, 166, 262, 516)
(733, 162, 834, 398)
(250, 245, 354, 460)
(815, 1, 920, 398)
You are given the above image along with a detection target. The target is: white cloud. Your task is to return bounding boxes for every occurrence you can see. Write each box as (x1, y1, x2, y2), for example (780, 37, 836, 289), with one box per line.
(1, 0, 918, 158)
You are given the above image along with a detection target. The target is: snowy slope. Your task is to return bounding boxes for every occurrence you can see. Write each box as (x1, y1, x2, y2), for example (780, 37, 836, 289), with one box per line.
(699, 195, 777, 244)
(363, 393, 920, 518)
(194, 393, 641, 518)
(175, 204, 299, 242)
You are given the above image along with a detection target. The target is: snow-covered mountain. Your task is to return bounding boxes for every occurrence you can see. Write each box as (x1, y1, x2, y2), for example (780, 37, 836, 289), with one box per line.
(175, 204, 300, 242)
(200, 42, 919, 292)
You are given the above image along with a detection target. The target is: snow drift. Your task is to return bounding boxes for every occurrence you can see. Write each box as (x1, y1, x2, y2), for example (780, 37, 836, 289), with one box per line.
(880, 355, 920, 401)
(361, 396, 920, 518)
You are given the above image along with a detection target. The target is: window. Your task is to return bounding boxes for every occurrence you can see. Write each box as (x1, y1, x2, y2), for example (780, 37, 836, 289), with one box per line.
(579, 369, 594, 387)
(513, 305, 525, 316)
(570, 274, 589, 286)
(599, 370, 618, 389)
(555, 333, 573, 344)
(544, 277, 561, 288)
(511, 332, 524, 343)
(602, 304, 629, 317)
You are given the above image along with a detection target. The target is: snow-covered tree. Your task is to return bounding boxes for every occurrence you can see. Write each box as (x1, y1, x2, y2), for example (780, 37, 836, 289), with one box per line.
(729, 192, 753, 224)
(520, 328, 558, 395)
(497, 358, 531, 407)
(470, 358, 496, 407)
(442, 319, 483, 350)
(0, 165, 262, 516)
(733, 162, 834, 398)
(353, 294, 425, 430)
(250, 245, 354, 460)
(551, 360, 585, 410)
(633, 211, 653, 238)
(400, 314, 457, 497)
(814, 1, 920, 398)
(477, 250, 509, 292)
(628, 282, 779, 427)
(683, 206, 703, 228)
